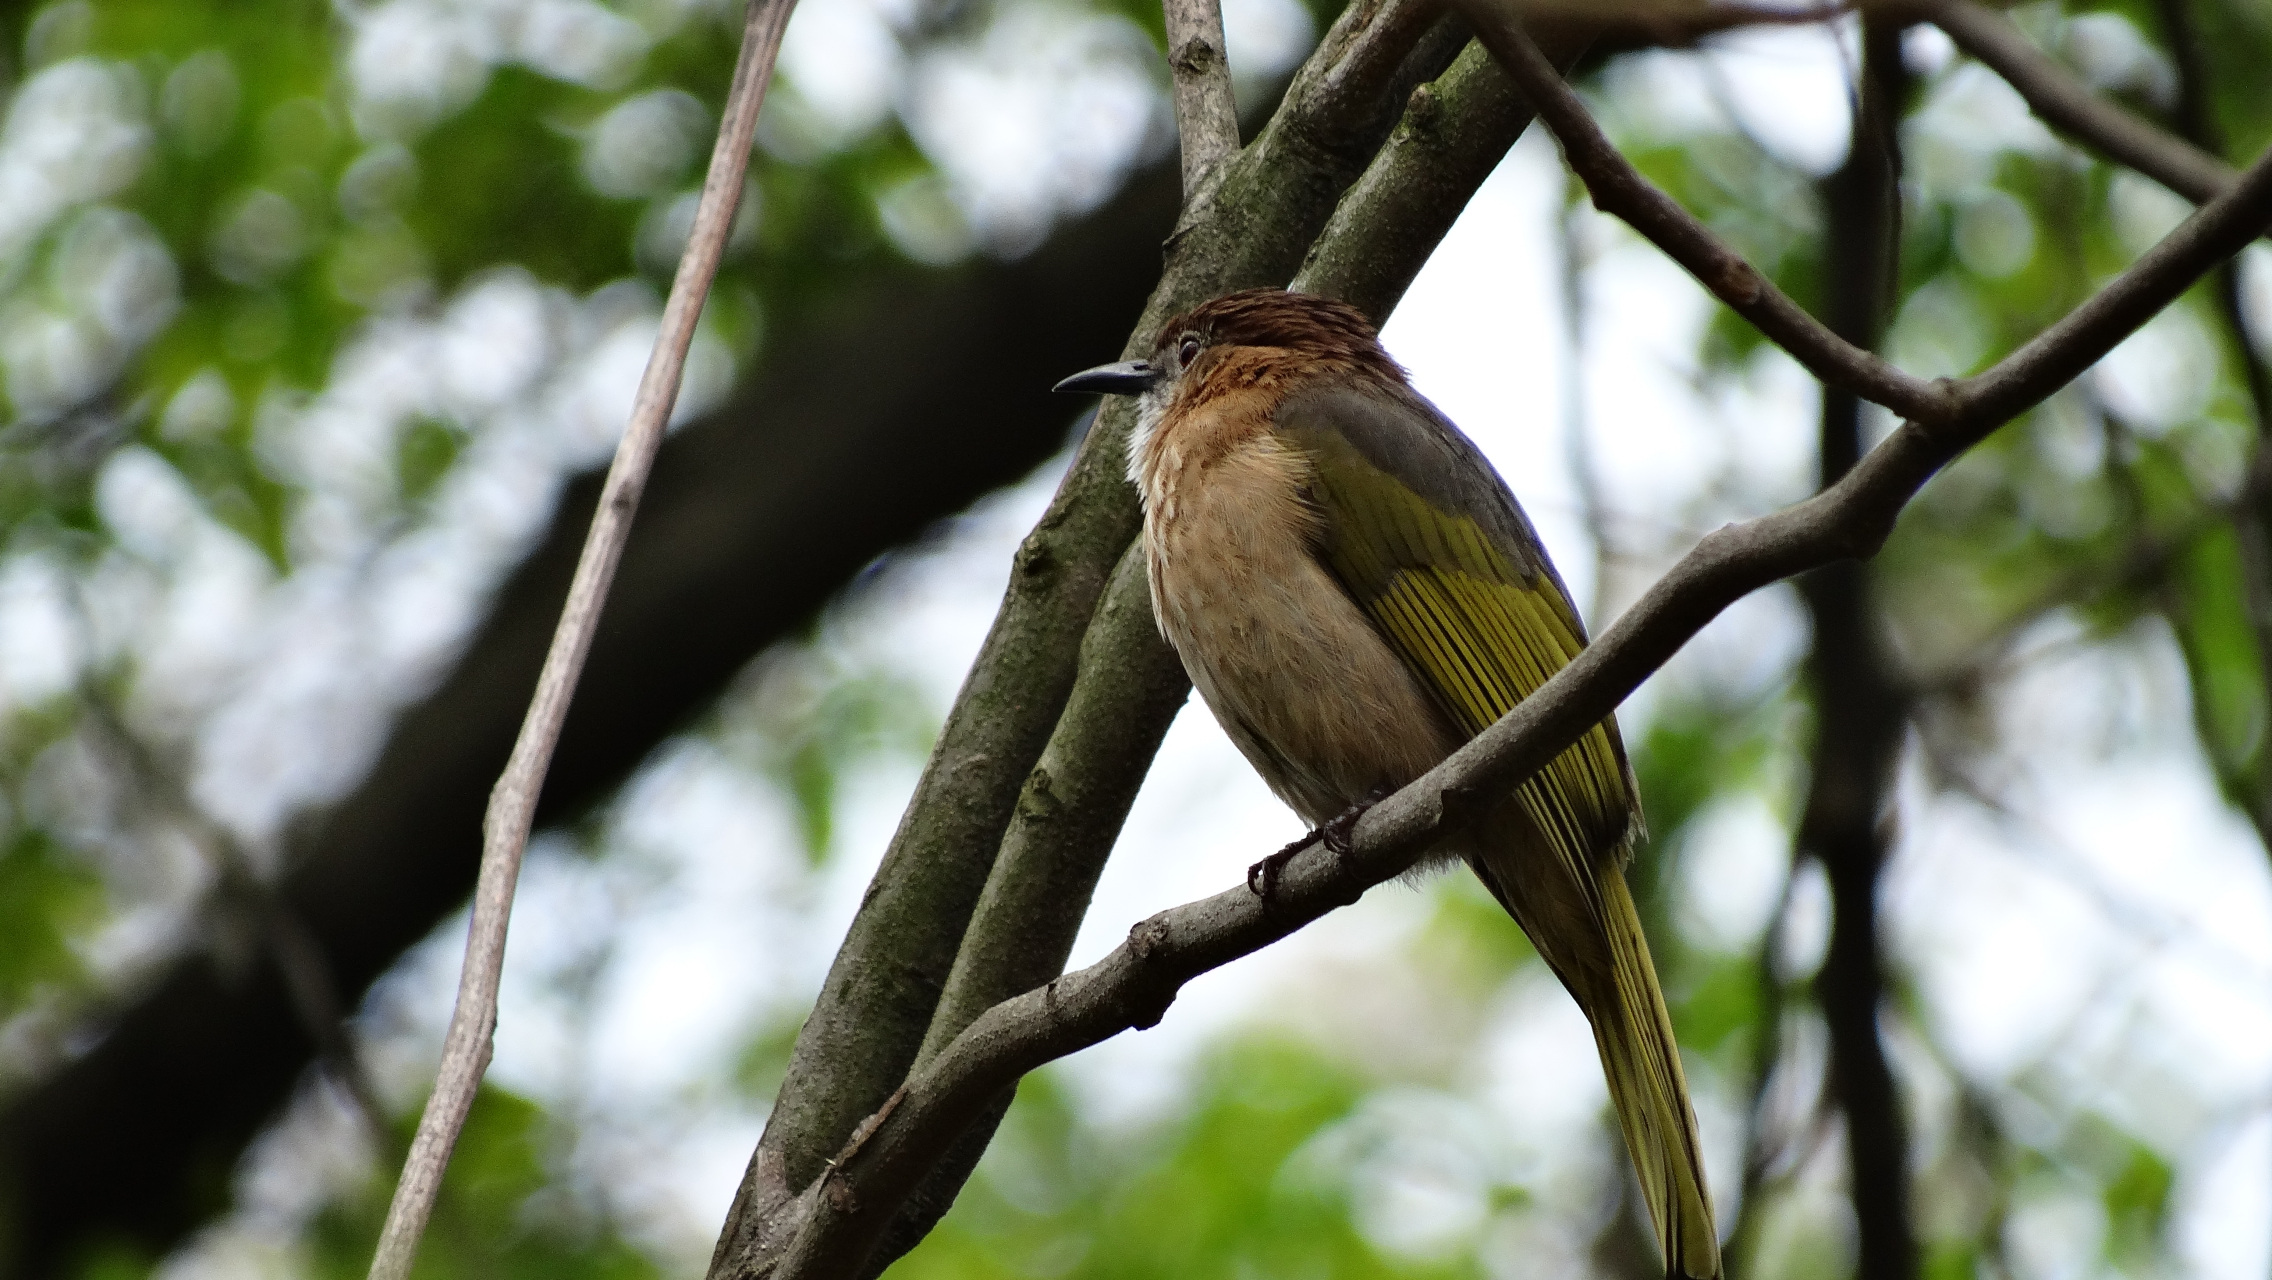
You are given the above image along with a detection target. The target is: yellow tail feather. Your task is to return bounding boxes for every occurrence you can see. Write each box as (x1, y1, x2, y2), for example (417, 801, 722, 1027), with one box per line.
(1591, 871, 1720, 1280)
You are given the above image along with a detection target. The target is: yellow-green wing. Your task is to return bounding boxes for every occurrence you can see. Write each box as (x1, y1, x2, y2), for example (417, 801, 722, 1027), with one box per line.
(1274, 380, 1639, 868)
(1278, 384, 1718, 1280)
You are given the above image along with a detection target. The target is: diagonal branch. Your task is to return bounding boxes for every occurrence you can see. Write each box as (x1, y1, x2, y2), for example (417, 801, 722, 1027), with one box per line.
(1164, 0, 1242, 201)
(764, 77, 2272, 1280)
(366, 1, 796, 1276)
(1459, 0, 1958, 424)
(1925, 0, 2241, 208)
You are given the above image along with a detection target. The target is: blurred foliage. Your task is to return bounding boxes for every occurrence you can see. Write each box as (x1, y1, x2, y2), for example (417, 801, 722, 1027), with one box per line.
(305, 1087, 664, 1280)
(726, 645, 938, 862)
(899, 1043, 1481, 1280)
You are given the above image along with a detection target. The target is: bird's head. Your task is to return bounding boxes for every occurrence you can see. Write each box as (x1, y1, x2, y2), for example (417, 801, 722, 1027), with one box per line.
(1053, 287, 1403, 411)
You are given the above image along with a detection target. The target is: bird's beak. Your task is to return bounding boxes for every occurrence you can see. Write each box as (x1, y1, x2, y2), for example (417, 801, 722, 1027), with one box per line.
(1052, 359, 1158, 396)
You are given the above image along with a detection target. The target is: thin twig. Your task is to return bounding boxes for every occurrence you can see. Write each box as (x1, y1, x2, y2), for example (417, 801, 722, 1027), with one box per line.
(764, 96, 2272, 1280)
(1460, 0, 1958, 425)
(363, 2, 796, 1277)
(1163, 0, 1241, 202)
(1926, 0, 2241, 208)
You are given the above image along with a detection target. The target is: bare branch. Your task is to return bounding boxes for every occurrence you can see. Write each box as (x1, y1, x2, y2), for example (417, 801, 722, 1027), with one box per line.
(1164, 0, 1241, 201)
(914, 547, 1185, 1067)
(364, 1, 795, 1276)
(765, 103, 2272, 1280)
(1459, 0, 1958, 424)
(1927, 0, 2240, 208)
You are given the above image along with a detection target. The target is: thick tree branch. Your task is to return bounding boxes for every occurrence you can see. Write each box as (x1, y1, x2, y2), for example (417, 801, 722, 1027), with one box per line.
(834, 38, 1584, 1268)
(711, 8, 1473, 1273)
(1460, 0, 1957, 424)
(913, 548, 1185, 1066)
(764, 97, 2272, 1280)
(1925, 0, 2241, 208)
(1164, 0, 1241, 201)
(862, 548, 1187, 1268)
(714, 20, 1573, 1275)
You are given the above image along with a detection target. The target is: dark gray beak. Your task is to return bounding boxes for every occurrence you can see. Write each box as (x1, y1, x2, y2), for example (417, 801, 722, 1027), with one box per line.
(1053, 359, 1157, 396)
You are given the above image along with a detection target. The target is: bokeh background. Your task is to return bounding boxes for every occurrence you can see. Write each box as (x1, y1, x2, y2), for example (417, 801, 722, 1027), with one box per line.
(0, 0, 2269, 1277)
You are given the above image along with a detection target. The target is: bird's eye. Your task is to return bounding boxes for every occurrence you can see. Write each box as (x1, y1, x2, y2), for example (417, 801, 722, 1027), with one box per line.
(1179, 335, 1201, 366)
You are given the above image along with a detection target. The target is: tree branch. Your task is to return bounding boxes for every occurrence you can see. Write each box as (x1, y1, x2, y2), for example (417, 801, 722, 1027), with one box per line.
(366, 1, 794, 1276)
(856, 547, 1186, 1267)
(1164, 0, 1241, 201)
(913, 547, 1185, 1066)
(713, 20, 1583, 1274)
(1459, 0, 1958, 424)
(711, 8, 1471, 1273)
(1296, 26, 1591, 320)
(835, 36, 1586, 1267)
(1925, 0, 2241, 208)
(764, 91, 2272, 1280)
(1799, 19, 1916, 1278)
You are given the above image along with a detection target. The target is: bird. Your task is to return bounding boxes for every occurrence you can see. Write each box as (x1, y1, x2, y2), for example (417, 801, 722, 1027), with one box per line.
(1055, 286, 1719, 1279)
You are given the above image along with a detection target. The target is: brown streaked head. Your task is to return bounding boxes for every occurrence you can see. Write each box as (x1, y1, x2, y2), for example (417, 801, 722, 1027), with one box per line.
(1161, 288, 1402, 379)
(1053, 288, 1403, 399)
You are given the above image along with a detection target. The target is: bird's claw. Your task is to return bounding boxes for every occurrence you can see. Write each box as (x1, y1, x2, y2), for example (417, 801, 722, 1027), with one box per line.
(1246, 837, 1308, 900)
(1246, 788, 1389, 901)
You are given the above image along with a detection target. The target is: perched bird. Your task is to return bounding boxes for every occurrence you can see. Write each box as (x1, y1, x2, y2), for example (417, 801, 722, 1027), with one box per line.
(1056, 287, 1719, 1279)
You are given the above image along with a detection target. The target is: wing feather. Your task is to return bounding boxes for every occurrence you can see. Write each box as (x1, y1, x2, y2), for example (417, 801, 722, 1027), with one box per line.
(1274, 381, 1639, 868)
(1274, 377, 1719, 1278)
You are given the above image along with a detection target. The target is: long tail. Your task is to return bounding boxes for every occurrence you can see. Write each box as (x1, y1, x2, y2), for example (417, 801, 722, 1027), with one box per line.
(1590, 870, 1720, 1280)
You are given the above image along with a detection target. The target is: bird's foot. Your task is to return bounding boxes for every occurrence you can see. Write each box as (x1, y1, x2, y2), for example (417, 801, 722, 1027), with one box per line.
(1246, 834, 1310, 900)
(1320, 787, 1388, 856)
(1245, 789, 1389, 901)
